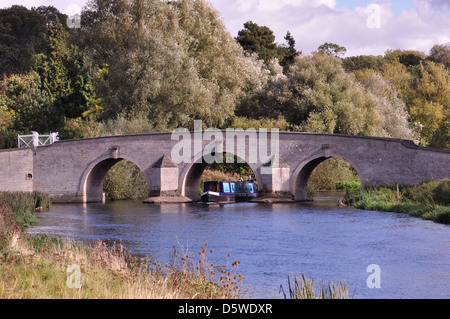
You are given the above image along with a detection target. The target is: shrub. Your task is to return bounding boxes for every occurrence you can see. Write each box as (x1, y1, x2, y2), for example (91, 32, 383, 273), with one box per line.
(0, 192, 51, 227)
(335, 180, 361, 191)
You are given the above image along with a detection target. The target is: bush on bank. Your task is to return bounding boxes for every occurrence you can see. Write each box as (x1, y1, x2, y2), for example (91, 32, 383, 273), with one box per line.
(344, 179, 450, 224)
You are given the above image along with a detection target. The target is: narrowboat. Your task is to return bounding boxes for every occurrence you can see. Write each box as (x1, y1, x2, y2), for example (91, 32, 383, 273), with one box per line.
(201, 181, 258, 203)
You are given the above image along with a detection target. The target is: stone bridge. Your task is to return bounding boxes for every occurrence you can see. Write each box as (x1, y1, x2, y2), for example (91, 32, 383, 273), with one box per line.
(1, 131, 449, 203)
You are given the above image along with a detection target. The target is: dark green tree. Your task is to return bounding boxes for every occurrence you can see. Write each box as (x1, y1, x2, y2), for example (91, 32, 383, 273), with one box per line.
(29, 21, 96, 131)
(278, 31, 300, 68)
(0, 5, 68, 75)
(342, 55, 384, 72)
(0, 6, 47, 74)
(236, 21, 279, 63)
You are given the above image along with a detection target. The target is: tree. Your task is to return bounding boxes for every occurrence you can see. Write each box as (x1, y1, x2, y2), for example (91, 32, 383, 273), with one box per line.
(381, 57, 450, 147)
(0, 72, 54, 133)
(240, 52, 415, 141)
(384, 49, 426, 77)
(0, 5, 68, 75)
(278, 31, 300, 69)
(236, 21, 279, 63)
(343, 55, 384, 72)
(409, 62, 450, 147)
(77, 0, 266, 130)
(318, 42, 347, 57)
(30, 21, 96, 130)
(381, 59, 414, 107)
(355, 69, 417, 141)
(240, 52, 378, 135)
(0, 6, 47, 74)
(428, 44, 450, 70)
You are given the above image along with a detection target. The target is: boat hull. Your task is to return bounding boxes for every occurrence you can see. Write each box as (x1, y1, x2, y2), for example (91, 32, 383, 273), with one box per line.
(201, 192, 235, 203)
(201, 191, 257, 203)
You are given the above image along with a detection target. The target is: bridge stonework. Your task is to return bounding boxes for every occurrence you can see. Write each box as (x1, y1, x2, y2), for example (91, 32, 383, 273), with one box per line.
(0, 132, 449, 203)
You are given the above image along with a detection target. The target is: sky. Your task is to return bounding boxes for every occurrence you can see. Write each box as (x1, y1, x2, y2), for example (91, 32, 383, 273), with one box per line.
(1, 0, 449, 57)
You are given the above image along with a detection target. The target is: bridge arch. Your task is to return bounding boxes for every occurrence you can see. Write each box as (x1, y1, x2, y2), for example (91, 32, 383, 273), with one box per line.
(80, 155, 151, 203)
(180, 150, 262, 201)
(291, 153, 364, 201)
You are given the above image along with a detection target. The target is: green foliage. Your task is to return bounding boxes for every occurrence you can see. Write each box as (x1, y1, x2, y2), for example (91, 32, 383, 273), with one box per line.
(408, 62, 449, 147)
(384, 49, 426, 69)
(236, 22, 300, 68)
(0, 17, 96, 137)
(0, 0, 448, 160)
(318, 42, 347, 57)
(278, 31, 300, 69)
(228, 116, 290, 131)
(335, 181, 361, 191)
(345, 180, 450, 224)
(0, 5, 68, 75)
(428, 44, 450, 70)
(400, 179, 450, 206)
(0, 128, 21, 149)
(103, 161, 148, 200)
(207, 153, 256, 183)
(30, 22, 96, 130)
(0, 6, 47, 74)
(243, 51, 389, 137)
(25, 234, 64, 253)
(342, 55, 384, 72)
(0, 192, 52, 228)
(77, 0, 264, 130)
(236, 21, 278, 63)
(308, 158, 360, 191)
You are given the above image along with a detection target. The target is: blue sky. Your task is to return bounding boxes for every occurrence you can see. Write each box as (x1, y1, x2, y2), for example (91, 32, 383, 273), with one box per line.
(2, 0, 449, 56)
(336, 0, 415, 14)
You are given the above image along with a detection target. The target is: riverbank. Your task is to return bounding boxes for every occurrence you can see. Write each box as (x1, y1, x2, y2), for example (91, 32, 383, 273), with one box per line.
(343, 179, 450, 225)
(0, 192, 243, 299)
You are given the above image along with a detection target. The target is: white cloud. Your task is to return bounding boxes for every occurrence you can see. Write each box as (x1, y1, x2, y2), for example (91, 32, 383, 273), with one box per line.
(211, 0, 450, 56)
(2, 0, 448, 57)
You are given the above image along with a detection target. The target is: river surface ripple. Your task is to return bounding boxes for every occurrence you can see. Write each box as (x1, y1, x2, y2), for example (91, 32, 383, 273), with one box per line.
(27, 196, 450, 299)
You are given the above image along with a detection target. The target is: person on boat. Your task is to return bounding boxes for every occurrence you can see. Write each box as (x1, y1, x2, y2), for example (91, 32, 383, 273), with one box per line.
(247, 175, 253, 183)
(239, 177, 244, 181)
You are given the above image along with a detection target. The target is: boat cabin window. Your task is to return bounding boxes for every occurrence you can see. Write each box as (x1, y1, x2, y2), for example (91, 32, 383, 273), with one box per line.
(207, 182, 220, 192)
(222, 182, 230, 193)
(230, 183, 235, 192)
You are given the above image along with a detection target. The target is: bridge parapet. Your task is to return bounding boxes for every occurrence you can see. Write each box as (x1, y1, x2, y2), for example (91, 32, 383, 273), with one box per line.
(0, 132, 449, 203)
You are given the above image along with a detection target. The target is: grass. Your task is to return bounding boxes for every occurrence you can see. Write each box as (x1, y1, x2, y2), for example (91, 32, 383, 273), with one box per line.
(0, 192, 52, 227)
(344, 179, 450, 224)
(280, 274, 352, 299)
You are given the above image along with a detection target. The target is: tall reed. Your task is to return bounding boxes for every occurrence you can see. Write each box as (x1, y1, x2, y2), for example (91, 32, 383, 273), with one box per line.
(0, 192, 52, 227)
(281, 274, 352, 299)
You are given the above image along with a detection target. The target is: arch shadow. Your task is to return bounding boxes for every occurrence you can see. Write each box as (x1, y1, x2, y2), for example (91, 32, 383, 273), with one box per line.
(79, 155, 151, 203)
(291, 153, 363, 201)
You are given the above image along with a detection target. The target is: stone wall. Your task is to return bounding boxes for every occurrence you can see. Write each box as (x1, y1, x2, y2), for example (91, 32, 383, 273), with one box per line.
(0, 148, 34, 192)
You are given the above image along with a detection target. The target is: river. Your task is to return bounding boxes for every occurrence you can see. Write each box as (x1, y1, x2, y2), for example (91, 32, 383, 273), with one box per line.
(26, 193, 450, 299)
